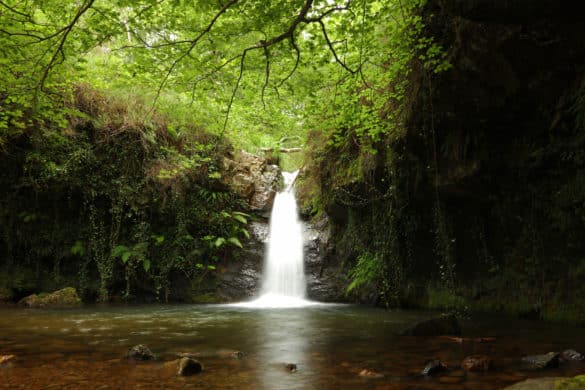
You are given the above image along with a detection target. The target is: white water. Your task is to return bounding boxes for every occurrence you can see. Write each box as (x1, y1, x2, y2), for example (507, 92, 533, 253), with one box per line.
(233, 170, 317, 308)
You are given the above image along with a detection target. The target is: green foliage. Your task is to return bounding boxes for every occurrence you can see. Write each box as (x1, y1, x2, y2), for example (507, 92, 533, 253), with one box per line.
(347, 251, 383, 294)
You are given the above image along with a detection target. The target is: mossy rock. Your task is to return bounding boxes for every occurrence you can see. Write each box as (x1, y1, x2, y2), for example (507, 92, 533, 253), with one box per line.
(556, 375, 585, 390)
(0, 286, 13, 303)
(504, 375, 585, 390)
(19, 287, 82, 308)
(191, 293, 224, 304)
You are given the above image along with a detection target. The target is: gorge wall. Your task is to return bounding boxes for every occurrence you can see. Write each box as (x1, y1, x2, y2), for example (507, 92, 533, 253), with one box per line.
(302, 0, 585, 320)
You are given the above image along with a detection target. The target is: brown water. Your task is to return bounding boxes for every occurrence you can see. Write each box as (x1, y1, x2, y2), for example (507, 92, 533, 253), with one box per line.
(1, 304, 584, 389)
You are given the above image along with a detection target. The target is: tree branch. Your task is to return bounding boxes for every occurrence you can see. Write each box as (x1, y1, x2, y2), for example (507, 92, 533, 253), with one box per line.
(37, 0, 96, 95)
(152, 0, 240, 107)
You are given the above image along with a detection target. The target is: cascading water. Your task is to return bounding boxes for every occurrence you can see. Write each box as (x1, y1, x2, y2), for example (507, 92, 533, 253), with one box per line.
(234, 170, 317, 308)
(262, 171, 305, 298)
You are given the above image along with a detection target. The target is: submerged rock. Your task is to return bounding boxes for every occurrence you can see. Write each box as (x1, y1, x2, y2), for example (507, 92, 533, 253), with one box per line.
(18, 287, 81, 308)
(178, 357, 203, 376)
(128, 344, 155, 361)
(461, 355, 493, 371)
(230, 351, 245, 359)
(358, 369, 384, 378)
(402, 315, 461, 336)
(422, 360, 448, 376)
(521, 352, 560, 370)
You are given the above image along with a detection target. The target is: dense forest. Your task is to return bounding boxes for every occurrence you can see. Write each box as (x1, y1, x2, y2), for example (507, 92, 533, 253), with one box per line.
(1, 0, 585, 325)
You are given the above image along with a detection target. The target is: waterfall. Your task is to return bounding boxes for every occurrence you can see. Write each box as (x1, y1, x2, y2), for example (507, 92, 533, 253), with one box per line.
(262, 171, 306, 298)
(234, 170, 316, 308)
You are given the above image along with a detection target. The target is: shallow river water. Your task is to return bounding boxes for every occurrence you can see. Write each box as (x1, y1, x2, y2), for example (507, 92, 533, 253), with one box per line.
(1, 304, 585, 389)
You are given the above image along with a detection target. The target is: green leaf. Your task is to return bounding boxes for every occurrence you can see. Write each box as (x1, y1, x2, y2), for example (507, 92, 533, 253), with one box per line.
(227, 237, 243, 248)
(111, 245, 129, 258)
(214, 237, 226, 247)
(70, 240, 85, 256)
(121, 252, 132, 263)
(143, 259, 151, 272)
(232, 214, 247, 224)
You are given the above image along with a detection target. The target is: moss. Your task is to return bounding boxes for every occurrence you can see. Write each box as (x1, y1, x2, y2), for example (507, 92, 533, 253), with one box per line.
(191, 293, 224, 304)
(556, 375, 585, 390)
(19, 287, 82, 308)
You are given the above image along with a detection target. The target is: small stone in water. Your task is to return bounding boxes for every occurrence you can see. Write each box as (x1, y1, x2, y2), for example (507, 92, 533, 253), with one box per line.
(521, 352, 559, 369)
(231, 351, 245, 359)
(127, 344, 155, 361)
(461, 355, 494, 372)
(422, 360, 448, 376)
(284, 363, 297, 372)
(178, 357, 203, 376)
(358, 369, 384, 378)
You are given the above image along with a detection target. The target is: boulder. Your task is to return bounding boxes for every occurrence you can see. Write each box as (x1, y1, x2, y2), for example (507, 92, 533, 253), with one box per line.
(503, 377, 560, 390)
(560, 349, 584, 362)
(521, 352, 560, 370)
(128, 344, 155, 361)
(18, 287, 81, 308)
(178, 357, 203, 376)
(402, 315, 461, 336)
(461, 355, 493, 371)
(504, 375, 585, 390)
(422, 360, 448, 376)
(0, 354, 15, 367)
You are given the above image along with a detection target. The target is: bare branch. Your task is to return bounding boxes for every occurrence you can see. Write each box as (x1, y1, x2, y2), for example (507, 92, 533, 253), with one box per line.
(189, 54, 243, 106)
(277, 35, 301, 87)
(220, 48, 250, 139)
(316, 19, 356, 74)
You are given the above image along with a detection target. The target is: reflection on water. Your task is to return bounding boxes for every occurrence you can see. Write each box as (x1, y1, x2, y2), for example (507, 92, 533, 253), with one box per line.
(1, 304, 585, 389)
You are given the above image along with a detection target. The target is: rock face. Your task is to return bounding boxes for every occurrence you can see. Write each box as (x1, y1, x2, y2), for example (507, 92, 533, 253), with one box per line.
(18, 287, 81, 308)
(223, 150, 281, 212)
(215, 220, 266, 301)
(304, 215, 348, 302)
(402, 315, 461, 336)
(128, 344, 155, 361)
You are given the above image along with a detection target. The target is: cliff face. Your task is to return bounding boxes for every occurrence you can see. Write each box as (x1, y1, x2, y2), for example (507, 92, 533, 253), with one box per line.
(414, 0, 585, 319)
(307, 0, 585, 319)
